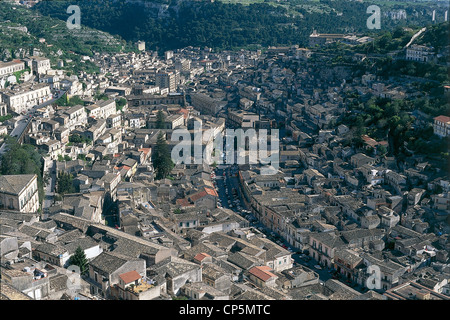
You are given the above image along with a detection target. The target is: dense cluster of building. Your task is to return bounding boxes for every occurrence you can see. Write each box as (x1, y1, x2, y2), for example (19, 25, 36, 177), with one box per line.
(0, 33, 449, 301)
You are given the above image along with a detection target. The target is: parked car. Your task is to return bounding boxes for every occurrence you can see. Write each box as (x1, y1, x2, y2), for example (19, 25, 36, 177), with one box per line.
(314, 265, 322, 270)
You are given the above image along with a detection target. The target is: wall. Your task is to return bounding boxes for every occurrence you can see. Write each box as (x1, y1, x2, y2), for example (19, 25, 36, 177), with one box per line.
(172, 267, 202, 295)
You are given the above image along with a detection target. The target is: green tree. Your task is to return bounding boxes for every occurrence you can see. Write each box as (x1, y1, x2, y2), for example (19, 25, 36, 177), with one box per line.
(377, 144, 388, 156)
(155, 110, 166, 129)
(116, 97, 127, 112)
(57, 171, 75, 194)
(68, 246, 88, 275)
(69, 134, 91, 145)
(0, 136, 45, 206)
(152, 131, 174, 180)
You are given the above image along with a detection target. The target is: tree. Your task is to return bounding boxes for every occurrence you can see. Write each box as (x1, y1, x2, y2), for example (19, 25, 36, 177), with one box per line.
(377, 144, 388, 156)
(0, 136, 45, 206)
(155, 110, 166, 129)
(57, 171, 76, 194)
(68, 246, 88, 275)
(152, 131, 174, 180)
(116, 97, 127, 112)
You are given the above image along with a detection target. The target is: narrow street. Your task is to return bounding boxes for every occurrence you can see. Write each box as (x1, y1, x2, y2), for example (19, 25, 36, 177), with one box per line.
(43, 160, 56, 211)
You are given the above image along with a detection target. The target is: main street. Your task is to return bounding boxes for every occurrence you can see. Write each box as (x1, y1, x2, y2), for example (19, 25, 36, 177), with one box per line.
(213, 165, 343, 288)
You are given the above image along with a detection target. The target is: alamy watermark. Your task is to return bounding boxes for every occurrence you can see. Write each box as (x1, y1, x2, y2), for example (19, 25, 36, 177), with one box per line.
(366, 264, 382, 290)
(66, 5, 81, 30)
(66, 265, 82, 296)
(171, 121, 279, 175)
(367, 5, 381, 30)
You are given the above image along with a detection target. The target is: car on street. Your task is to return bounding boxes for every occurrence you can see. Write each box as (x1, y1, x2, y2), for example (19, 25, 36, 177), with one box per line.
(314, 265, 322, 270)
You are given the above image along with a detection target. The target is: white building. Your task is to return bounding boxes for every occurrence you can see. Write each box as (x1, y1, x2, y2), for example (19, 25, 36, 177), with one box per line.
(433, 115, 450, 138)
(137, 41, 146, 51)
(0, 174, 40, 213)
(175, 58, 191, 73)
(98, 99, 117, 119)
(63, 105, 88, 130)
(406, 45, 435, 63)
(1, 83, 52, 114)
(0, 60, 25, 79)
(31, 56, 51, 75)
(155, 71, 179, 93)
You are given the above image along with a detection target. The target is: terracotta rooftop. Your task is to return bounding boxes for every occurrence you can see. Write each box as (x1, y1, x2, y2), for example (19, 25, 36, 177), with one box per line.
(176, 198, 194, 207)
(249, 266, 277, 282)
(194, 252, 211, 262)
(119, 270, 141, 284)
(189, 187, 218, 202)
(434, 115, 450, 123)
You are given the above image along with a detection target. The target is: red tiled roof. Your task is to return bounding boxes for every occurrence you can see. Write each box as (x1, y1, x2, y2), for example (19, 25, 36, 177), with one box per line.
(194, 252, 211, 262)
(361, 135, 378, 147)
(434, 115, 450, 123)
(249, 266, 277, 282)
(177, 108, 189, 119)
(138, 148, 151, 156)
(119, 270, 141, 284)
(204, 187, 218, 197)
(189, 191, 208, 202)
(176, 198, 193, 207)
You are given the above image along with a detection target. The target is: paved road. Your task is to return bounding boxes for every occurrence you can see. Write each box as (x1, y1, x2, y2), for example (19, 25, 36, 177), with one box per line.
(43, 160, 56, 210)
(9, 115, 30, 138)
(212, 165, 375, 292)
(405, 27, 427, 48)
(213, 166, 356, 287)
(215, 166, 247, 213)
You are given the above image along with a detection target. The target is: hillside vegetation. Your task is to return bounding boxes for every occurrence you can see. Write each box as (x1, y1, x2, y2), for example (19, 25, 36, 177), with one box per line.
(33, 0, 449, 52)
